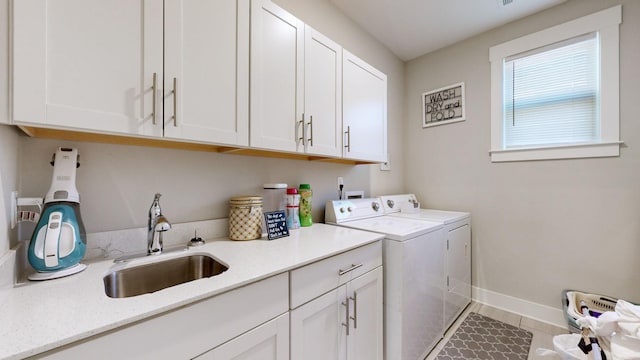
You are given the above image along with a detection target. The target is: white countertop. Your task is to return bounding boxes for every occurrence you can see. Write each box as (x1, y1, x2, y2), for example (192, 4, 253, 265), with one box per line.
(0, 223, 383, 360)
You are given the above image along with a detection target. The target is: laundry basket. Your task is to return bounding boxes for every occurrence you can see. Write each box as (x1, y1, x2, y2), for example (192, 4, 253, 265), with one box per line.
(563, 290, 618, 333)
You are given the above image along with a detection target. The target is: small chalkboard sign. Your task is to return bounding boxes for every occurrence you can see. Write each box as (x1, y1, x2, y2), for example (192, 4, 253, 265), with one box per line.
(263, 211, 289, 240)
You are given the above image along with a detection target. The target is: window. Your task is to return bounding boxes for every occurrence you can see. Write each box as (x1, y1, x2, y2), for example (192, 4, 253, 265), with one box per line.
(489, 5, 621, 162)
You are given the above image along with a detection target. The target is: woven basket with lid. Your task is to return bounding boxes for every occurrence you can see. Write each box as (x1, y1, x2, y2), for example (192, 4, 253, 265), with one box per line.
(228, 196, 263, 240)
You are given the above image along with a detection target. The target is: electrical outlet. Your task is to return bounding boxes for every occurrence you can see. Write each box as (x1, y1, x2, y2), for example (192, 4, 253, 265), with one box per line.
(380, 154, 391, 171)
(337, 177, 344, 186)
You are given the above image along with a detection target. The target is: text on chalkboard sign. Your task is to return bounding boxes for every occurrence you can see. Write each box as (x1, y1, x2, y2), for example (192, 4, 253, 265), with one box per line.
(264, 211, 289, 240)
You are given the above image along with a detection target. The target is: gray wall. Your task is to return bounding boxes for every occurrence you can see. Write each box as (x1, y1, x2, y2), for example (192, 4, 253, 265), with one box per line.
(404, 0, 640, 308)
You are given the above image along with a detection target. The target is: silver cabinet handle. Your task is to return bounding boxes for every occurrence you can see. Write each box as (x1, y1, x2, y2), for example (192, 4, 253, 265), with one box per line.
(338, 263, 363, 276)
(172, 77, 178, 127)
(307, 115, 313, 146)
(298, 113, 305, 146)
(342, 298, 350, 336)
(152, 73, 158, 125)
(350, 292, 357, 329)
(344, 126, 351, 152)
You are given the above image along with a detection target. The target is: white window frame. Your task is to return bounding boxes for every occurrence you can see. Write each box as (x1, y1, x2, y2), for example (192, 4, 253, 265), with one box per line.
(489, 5, 622, 162)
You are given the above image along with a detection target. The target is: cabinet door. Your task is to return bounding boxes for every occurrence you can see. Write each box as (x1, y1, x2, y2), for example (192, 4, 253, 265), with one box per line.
(12, 0, 163, 137)
(164, 0, 249, 146)
(347, 267, 383, 360)
(302, 26, 342, 157)
(196, 313, 289, 360)
(250, 0, 303, 152)
(445, 224, 472, 330)
(290, 286, 347, 360)
(342, 50, 387, 162)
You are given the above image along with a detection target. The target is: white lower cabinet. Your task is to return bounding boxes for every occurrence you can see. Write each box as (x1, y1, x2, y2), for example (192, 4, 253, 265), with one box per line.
(290, 242, 383, 360)
(291, 285, 347, 360)
(346, 267, 383, 360)
(195, 313, 289, 360)
(33, 242, 383, 360)
(35, 273, 288, 360)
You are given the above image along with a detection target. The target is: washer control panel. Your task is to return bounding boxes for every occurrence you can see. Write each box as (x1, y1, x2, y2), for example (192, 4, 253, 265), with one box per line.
(380, 194, 418, 213)
(325, 198, 383, 223)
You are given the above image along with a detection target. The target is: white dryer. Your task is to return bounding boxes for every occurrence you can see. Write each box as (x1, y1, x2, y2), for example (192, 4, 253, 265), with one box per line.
(326, 198, 445, 360)
(380, 194, 471, 333)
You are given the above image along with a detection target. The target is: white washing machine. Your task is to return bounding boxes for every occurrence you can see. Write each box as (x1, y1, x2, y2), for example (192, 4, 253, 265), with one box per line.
(380, 194, 471, 333)
(326, 198, 446, 360)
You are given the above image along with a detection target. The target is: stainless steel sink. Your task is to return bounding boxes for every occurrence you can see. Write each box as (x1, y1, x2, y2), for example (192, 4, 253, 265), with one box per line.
(103, 254, 228, 298)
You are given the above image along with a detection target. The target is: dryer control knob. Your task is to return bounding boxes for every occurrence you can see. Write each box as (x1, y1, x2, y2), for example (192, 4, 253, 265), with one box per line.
(387, 200, 394, 208)
(339, 207, 345, 213)
(372, 202, 380, 211)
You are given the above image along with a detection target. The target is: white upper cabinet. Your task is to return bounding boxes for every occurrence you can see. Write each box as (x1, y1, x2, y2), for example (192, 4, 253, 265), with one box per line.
(342, 50, 388, 162)
(12, 0, 249, 146)
(250, 0, 304, 152)
(12, 0, 385, 162)
(13, 0, 163, 137)
(303, 27, 342, 157)
(163, 0, 249, 146)
(250, 0, 343, 157)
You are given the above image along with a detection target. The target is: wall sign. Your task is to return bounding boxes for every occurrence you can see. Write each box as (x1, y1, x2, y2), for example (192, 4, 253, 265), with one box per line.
(264, 211, 289, 240)
(422, 82, 465, 128)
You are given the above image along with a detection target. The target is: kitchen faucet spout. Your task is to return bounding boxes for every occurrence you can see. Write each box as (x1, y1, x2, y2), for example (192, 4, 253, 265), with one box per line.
(148, 193, 171, 255)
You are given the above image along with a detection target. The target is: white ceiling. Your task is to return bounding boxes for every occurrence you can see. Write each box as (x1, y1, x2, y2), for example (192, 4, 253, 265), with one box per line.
(329, 0, 567, 61)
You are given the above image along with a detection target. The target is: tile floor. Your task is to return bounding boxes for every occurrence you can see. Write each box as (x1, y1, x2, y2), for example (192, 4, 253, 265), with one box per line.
(425, 302, 570, 360)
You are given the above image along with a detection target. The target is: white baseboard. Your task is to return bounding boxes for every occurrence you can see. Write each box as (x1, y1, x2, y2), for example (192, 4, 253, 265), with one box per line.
(472, 286, 566, 328)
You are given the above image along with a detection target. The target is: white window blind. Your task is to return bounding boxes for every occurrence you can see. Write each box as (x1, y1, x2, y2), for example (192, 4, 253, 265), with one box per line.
(502, 33, 599, 149)
(489, 5, 621, 162)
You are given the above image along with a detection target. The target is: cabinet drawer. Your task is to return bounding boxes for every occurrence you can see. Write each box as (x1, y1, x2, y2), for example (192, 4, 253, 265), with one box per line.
(38, 273, 289, 360)
(290, 241, 381, 308)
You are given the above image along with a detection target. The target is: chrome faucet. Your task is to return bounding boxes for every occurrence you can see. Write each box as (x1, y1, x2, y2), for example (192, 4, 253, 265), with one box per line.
(148, 193, 171, 255)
